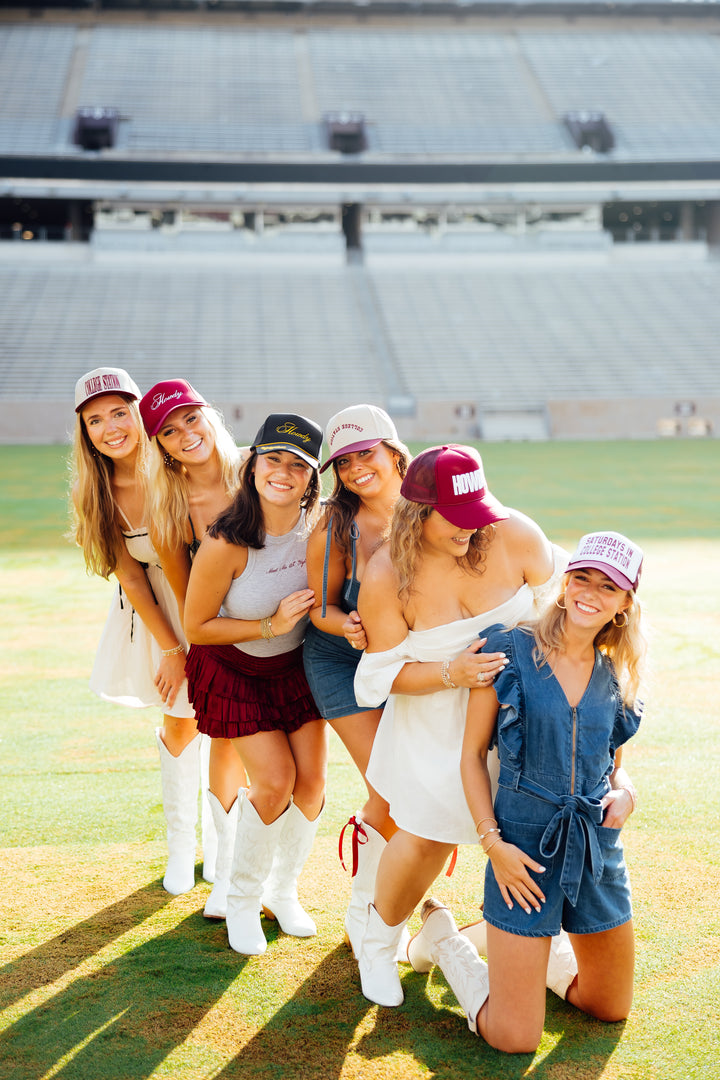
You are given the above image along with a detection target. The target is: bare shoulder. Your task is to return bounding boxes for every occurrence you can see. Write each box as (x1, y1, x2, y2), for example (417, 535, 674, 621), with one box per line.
(362, 541, 397, 591)
(495, 509, 554, 584)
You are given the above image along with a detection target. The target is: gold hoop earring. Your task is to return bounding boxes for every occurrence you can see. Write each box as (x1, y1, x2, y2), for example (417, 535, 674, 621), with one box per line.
(555, 595, 566, 610)
(613, 610, 629, 627)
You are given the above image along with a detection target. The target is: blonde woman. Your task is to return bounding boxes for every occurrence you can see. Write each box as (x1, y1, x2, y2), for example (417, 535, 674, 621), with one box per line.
(71, 367, 202, 895)
(409, 531, 645, 1054)
(352, 444, 569, 1006)
(139, 379, 246, 919)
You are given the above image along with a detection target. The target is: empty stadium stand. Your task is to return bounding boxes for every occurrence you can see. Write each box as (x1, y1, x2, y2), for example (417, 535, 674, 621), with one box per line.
(1, 3, 719, 441)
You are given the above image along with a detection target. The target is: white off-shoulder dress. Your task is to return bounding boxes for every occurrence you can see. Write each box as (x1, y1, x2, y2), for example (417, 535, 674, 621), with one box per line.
(354, 550, 567, 845)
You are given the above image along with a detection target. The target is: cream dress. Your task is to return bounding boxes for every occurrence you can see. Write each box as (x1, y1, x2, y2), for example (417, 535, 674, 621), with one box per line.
(89, 515, 194, 718)
(354, 549, 567, 845)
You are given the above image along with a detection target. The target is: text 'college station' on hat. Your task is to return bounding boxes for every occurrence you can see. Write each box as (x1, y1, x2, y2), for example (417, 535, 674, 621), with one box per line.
(400, 444, 509, 531)
(252, 413, 323, 470)
(320, 404, 398, 473)
(565, 531, 643, 592)
(139, 380, 209, 438)
(75, 367, 140, 413)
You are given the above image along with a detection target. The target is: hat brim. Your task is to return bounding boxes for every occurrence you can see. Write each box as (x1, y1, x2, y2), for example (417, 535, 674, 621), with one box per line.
(434, 493, 509, 530)
(565, 559, 636, 592)
(146, 397, 208, 438)
(255, 443, 320, 470)
(319, 437, 384, 473)
(76, 388, 138, 413)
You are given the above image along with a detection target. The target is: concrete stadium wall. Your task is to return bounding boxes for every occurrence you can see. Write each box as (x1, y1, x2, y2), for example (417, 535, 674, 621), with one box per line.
(2, 397, 717, 446)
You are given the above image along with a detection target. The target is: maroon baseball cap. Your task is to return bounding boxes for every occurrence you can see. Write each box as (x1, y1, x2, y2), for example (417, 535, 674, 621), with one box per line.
(139, 380, 208, 438)
(401, 444, 508, 530)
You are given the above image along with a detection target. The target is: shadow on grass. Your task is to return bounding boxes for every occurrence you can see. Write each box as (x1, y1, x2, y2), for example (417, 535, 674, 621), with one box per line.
(0, 887, 625, 1080)
(0, 879, 174, 1012)
(0, 879, 245, 1080)
(214, 953, 625, 1080)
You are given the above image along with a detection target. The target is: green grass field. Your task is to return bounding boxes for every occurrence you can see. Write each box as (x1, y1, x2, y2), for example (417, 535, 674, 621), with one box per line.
(1, 440, 719, 1080)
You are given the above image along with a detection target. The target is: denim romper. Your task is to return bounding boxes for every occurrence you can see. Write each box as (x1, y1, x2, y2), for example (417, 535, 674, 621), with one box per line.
(481, 623, 642, 937)
(303, 518, 381, 720)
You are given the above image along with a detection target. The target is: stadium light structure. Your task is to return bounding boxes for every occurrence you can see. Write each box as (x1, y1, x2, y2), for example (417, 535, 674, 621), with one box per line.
(563, 111, 615, 154)
(324, 112, 367, 154)
(73, 107, 120, 151)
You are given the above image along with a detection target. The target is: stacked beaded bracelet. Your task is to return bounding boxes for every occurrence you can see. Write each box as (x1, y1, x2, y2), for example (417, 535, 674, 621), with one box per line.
(162, 643, 184, 657)
(440, 659, 457, 689)
(260, 616, 275, 640)
(483, 833, 503, 855)
(477, 826, 501, 844)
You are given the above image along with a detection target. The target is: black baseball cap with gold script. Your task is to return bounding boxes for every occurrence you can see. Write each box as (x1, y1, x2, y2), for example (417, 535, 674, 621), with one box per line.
(251, 413, 323, 470)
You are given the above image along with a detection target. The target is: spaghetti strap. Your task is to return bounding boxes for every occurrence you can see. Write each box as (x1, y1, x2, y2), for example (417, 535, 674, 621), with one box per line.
(321, 515, 334, 619)
(188, 514, 200, 558)
(321, 516, 360, 618)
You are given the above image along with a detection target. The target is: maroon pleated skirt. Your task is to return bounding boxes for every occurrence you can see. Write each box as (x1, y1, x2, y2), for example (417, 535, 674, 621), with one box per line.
(185, 643, 321, 739)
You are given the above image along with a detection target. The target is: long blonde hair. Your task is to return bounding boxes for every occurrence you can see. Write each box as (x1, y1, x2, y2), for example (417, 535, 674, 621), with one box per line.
(146, 405, 243, 550)
(389, 495, 493, 599)
(533, 577, 647, 706)
(70, 398, 149, 578)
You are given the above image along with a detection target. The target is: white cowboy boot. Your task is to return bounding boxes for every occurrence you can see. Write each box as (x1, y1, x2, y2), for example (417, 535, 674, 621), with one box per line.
(458, 920, 577, 998)
(226, 790, 287, 955)
(408, 898, 489, 1033)
(545, 930, 578, 999)
(416, 909, 578, 1001)
(261, 800, 321, 937)
(155, 728, 200, 895)
(341, 816, 410, 962)
(200, 734, 218, 884)
(358, 904, 407, 1007)
(202, 791, 238, 920)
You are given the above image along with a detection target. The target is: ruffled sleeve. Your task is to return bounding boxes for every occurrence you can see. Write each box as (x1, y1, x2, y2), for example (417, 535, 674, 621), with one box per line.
(483, 623, 524, 765)
(528, 543, 569, 612)
(354, 638, 415, 708)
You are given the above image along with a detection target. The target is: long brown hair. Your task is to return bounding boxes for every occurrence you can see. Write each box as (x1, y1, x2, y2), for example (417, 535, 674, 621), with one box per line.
(211, 450, 321, 548)
(323, 439, 411, 555)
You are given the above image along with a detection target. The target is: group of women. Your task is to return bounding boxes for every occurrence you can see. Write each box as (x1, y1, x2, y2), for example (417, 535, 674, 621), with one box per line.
(71, 369, 647, 1054)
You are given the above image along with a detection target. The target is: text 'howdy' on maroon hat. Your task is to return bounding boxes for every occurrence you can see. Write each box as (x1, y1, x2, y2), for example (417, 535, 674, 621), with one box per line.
(401, 444, 508, 530)
(139, 380, 208, 438)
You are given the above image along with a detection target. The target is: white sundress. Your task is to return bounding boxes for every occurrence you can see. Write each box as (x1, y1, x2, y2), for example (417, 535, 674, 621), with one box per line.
(89, 515, 194, 719)
(354, 548, 568, 845)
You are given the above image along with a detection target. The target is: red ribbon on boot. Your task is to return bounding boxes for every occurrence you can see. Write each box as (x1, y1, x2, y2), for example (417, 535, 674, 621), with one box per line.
(338, 814, 368, 877)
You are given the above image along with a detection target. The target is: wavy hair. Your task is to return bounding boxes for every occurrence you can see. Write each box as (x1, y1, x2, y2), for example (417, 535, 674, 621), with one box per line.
(532, 576, 647, 706)
(210, 449, 321, 548)
(146, 405, 242, 550)
(69, 398, 148, 579)
(323, 439, 411, 555)
(389, 495, 493, 599)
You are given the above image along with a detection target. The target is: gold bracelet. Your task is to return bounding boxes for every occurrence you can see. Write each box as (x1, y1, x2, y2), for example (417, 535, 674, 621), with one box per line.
(260, 616, 275, 640)
(483, 833, 503, 856)
(162, 643, 184, 656)
(478, 826, 501, 843)
(475, 816, 497, 834)
(440, 659, 457, 689)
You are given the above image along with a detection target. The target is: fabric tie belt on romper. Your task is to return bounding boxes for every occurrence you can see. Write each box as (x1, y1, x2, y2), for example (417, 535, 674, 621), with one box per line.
(499, 765, 608, 907)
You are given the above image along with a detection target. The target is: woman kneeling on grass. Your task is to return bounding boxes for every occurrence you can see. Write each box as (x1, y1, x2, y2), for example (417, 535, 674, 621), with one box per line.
(183, 413, 327, 956)
(408, 531, 646, 1054)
